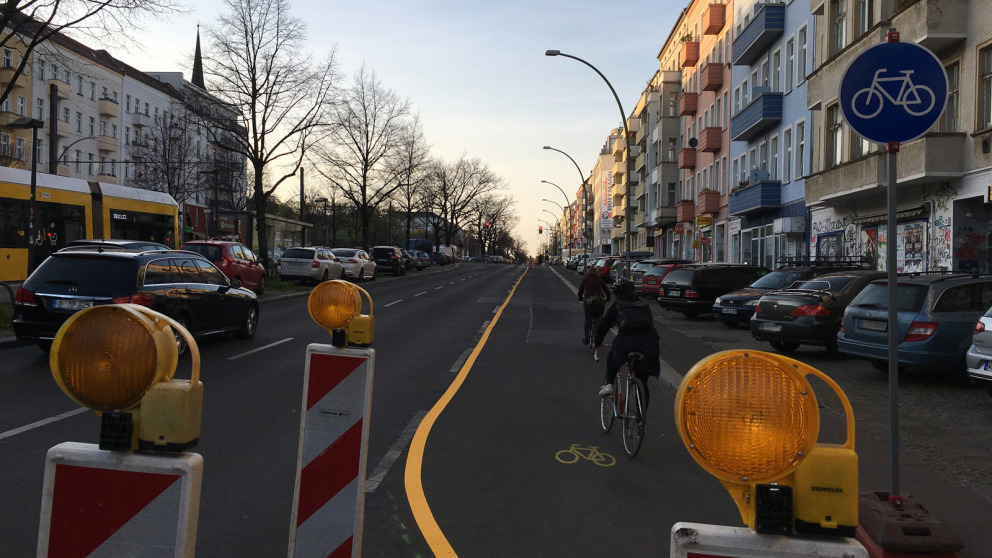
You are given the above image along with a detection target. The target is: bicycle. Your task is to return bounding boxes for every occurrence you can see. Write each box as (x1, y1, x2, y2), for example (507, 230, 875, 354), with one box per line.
(599, 351, 647, 458)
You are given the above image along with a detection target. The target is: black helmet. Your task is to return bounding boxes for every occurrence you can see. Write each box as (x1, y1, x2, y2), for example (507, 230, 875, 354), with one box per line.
(612, 278, 634, 294)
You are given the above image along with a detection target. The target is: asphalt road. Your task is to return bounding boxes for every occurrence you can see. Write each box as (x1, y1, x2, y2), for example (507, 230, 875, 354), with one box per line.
(2, 262, 990, 556)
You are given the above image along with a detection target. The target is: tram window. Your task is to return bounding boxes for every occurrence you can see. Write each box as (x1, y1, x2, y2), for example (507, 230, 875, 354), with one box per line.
(0, 198, 28, 247)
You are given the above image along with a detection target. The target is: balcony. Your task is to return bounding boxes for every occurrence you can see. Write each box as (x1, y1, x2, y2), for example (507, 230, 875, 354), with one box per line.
(811, 0, 824, 15)
(132, 113, 149, 128)
(0, 66, 28, 89)
(634, 152, 646, 173)
(676, 200, 695, 222)
(48, 79, 69, 100)
(700, 63, 723, 91)
(612, 136, 626, 162)
(703, 3, 726, 35)
(678, 147, 696, 169)
(97, 135, 117, 153)
(51, 119, 70, 138)
(679, 92, 698, 116)
(730, 88, 783, 142)
(97, 171, 118, 183)
(98, 98, 119, 117)
(56, 164, 70, 177)
(732, 3, 785, 66)
(680, 40, 699, 68)
(729, 180, 781, 215)
(698, 127, 722, 153)
(698, 189, 721, 214)
(652, 206, 678, 227)
(892, 0, 967, 55)
(612, 160, 625, 178)
(0, 110, 19, 127)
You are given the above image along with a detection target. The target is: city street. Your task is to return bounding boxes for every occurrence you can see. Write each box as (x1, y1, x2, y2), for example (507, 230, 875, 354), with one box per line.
(1, 262, 990, 556)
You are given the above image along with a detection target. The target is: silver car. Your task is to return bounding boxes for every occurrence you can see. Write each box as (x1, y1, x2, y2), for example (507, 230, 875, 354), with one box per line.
(965, 308, 992, 394)
(331, 248, 378, 282)
(279, 247, 345, 283)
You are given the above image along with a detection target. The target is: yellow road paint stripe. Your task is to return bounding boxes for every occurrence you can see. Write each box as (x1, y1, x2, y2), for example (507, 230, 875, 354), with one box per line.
(404, 266, 529, 556)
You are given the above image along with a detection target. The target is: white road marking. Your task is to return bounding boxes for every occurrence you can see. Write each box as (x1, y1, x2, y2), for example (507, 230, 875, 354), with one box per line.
(435, 286, 444, 290)
(228, 337, 294, 360)
(478, 321, 490, 334)
(0, 408, 88, 441)
(384, 300, 403, 307)
(365, 410, 427, 493)
(415, 292, 427, 297)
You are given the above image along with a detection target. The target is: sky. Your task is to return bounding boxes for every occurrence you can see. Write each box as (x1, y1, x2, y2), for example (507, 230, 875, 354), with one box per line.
(93, 0, 685, 255)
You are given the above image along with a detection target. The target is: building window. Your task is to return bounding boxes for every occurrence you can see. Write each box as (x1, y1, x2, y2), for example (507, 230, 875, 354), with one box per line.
(2, 49, 11, 68)
(75, 112, 82, 133)
(772, 49, 781, 92)
(87, 152, 94, 175)
(62, 106, 69, 123)
(798, 26, 808, 80)
(940, 62, 959, 132)
(75, 149, 81, 172)
(102, 86, 109, 99)
(830, 1, 846, 56)
(796, 121, 806, 177)
(125, 126, 130, 145)
(982, 46, 992, 129)
(100, 119, 107, 136)
(785, 38, 795, 92)
(37, 59, 45, 81)
(770, 135, 779, 181)
(89, 116, 95, 136)
(144, 102, 149, 116)
(783, 128, 793, 182)
(15, 137, 25, 161)
(77, 76, 83, 95)
(35, 98, 44, 119)
(112, 124, 117, 139)
(15, 95, 25, 116)
(856, 0, 872, 36)
(851, 131, 871, 159)
(89, 82, 96, 101)
(126, 94, 131, 112)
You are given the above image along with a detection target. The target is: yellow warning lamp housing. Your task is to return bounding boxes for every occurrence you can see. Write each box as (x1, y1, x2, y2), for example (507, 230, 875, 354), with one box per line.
(674, 350, 858, 537)
(308, 280, 374, 346)
(50, 304, 203, 452)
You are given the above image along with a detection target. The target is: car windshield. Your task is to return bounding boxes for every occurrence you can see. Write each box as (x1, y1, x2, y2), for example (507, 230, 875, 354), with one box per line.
(850, 282, 928, 312)
(283, 248, 315, 260)
(792, 276, 856, 292)
(750, 270, 807, 289)
(333, 249, 357, 258)
(645, 265, 672, 277)
(26, 255, 138, 296)
(661, 268, 695, 286)
(632, 261, 655, 272)
(183, 244, 223, 262)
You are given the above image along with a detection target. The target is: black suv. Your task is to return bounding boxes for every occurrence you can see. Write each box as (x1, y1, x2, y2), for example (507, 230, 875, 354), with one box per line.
(370, 246, 406, 276)
(657, 263, 770, 318)
(13, 248, 258, 353)
(712, 257, 872, 327)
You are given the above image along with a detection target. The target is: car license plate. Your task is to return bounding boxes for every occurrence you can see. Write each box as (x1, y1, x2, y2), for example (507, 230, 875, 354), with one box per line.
(761, 323, 782, 332)
(984, 361, 992, 371)
(53, 299, 93, 311)
(721, 308, 737, 314)
(860, 319, 887, 332)
(667, 289, 680, 297)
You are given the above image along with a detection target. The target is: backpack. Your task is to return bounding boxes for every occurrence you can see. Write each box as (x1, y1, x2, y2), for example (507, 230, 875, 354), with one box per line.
(583, 291, 606, 310)
(615, 299, 653, 334)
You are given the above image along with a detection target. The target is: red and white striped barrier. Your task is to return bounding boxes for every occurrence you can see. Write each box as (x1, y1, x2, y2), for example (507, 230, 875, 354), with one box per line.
(289, 344, 375, 558)
(37, 441, 202, 557)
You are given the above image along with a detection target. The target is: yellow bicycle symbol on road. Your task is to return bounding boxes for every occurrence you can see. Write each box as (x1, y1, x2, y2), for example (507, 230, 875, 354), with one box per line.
(555, 443, 616, 467)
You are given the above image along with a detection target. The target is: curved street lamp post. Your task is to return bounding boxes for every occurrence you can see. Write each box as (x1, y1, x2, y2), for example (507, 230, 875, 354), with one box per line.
(543, 146, 592, 251)
(546, 49, 632, 278)
(542, 198, 568, 249)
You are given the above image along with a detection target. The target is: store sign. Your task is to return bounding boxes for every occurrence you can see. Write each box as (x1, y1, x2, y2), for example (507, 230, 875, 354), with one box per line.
(675, 225, 684, 234)
(696, 216, 713, 228)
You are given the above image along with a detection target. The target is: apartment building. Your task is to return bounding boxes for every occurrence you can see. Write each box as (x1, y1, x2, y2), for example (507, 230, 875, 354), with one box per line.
(675, 0, 734, 262)
(805, 0, 992, 272)
(634, 69, 682, 257)
(589, 129, 622, 253)
(727, 0, 814, 266)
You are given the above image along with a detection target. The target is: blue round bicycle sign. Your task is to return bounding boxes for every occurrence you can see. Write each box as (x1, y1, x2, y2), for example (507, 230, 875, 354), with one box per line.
(839, 41, 948, 143)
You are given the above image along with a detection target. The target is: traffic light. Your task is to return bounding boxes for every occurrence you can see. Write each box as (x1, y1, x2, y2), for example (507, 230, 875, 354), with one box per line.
(49, 304, 203, 452)
(308, 280, 374, 346)
(539, 226, 543, 234)
(674, 350, 858, 537)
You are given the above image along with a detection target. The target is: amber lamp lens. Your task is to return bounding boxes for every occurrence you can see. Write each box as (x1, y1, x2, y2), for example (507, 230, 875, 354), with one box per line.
(308, 281, 359, 330)
(53, 306, 160, 411)
(677, 351, 819, 483)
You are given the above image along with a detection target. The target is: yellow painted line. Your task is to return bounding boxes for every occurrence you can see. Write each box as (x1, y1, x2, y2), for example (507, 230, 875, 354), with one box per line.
(404, 265, 530, 556)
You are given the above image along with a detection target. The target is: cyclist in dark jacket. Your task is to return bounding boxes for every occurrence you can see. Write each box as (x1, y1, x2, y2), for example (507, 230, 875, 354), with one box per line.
(592, 278, 660, 407)
(577, 267, 610, 345)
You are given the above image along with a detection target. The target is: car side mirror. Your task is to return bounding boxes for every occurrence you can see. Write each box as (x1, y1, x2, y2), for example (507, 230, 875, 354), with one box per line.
(231, 278, 242, 289)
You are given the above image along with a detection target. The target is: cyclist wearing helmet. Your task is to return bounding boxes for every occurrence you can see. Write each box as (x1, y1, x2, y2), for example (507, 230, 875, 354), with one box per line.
(592, 278, 661, 406)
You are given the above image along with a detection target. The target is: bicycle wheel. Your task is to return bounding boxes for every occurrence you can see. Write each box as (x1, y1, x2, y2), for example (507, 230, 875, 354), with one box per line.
(590, 451, 616, 467)
(622, 378, 647, 458)
(851, 87, 883, 119)
(555, 449, 579, 464)
(600, 392, 615, 433)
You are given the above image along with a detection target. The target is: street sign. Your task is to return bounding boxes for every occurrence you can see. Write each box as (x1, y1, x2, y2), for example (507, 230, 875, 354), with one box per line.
(839, 41, 947, 143)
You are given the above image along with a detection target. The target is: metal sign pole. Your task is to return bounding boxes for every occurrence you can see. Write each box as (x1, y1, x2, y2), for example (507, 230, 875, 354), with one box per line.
(885, 142, 900, 497)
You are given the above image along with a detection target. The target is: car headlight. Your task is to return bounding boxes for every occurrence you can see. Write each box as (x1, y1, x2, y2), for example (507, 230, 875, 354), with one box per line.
(714, 297, 723, 305)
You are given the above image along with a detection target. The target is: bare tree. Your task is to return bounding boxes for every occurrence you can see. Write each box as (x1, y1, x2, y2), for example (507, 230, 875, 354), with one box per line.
(422, 155, 504, 248)
(310, 63, 410, 250)
(0, 0, 182, 107)
(199, 0, 338, 269)
(129, 100, 204, 207)
(467, 193, 515, 256)
(391, 114, 431, 248)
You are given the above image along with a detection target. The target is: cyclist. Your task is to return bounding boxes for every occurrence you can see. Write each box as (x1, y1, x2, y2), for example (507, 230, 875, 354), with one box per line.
(592, 278, 660, 406)
(577, 267, 610, 345)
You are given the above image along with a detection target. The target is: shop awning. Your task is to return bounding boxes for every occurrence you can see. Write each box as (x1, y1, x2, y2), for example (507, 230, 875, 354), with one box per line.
(852, 205, 928, 225)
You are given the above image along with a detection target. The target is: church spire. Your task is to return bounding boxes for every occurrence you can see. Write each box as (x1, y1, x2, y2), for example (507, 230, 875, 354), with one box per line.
(192, 25, 205, 89)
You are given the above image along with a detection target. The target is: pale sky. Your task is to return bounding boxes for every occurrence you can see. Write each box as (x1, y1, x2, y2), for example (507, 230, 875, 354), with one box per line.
(95, 0, 685, 254)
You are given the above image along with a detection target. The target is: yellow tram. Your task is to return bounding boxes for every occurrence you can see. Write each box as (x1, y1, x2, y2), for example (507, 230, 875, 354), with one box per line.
(0, 166, 178, 281)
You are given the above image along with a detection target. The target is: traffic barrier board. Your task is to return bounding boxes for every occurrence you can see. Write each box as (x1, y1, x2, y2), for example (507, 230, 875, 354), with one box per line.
(37, 441, 202, 558)
(288, 344, 374, 558)
(671, 522, 868, 558)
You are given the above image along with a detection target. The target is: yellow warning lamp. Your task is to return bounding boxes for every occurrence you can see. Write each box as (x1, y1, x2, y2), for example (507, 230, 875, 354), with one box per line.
(308, 279, 374, 346)
(49, 304, 203, 452)
(675, 350, 858, 537)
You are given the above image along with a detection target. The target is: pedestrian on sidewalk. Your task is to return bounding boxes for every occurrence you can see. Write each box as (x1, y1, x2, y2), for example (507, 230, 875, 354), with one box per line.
(592, 279, 660, 408)
(577, 267, 610, 345)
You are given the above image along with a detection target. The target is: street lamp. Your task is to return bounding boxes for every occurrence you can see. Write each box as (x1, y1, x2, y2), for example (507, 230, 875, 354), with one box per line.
(314, 197, 328, 246)
(541, 181, 571, 249)
(10, 117, 45, 272)
(541, 209, 561, 256)
(546, 49, 632, 278)
(57, 136, 97, 168)
(543, 146, 592, 251)
(542, 198, 568, 249)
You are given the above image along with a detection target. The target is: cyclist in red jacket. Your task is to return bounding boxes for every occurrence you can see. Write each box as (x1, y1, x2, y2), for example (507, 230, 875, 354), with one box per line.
(577, 267, 610, 345)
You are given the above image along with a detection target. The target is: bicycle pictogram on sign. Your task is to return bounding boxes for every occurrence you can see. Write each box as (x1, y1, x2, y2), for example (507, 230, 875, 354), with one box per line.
(851, 69, 936, 119)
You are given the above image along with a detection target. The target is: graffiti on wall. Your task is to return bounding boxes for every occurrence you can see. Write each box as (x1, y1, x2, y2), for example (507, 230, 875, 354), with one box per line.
(810, 211, 858, 257)
(931, 213, 952, 270)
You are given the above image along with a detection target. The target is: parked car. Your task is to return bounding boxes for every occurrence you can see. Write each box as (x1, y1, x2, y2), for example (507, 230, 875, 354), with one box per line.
(838, 272, 992, 374)
(657, 263, 769, 318)
(12, 249, 258, 354)
(590, 256, 621, 281)
(631, 258, 692, 294)
(431, 252, 452, 266)
(414, 251, 432, 270)
(751, 270, 886, 353)
(640, 263, 685, 298)
(66, 238, 171, 251)
(331, 248, 378, 282)
(965, 306, 992, 395)
(713, 257, 873, 327)
(180, 240, 267, 294)
(370, 246, 407, 275)
(278, 247, 346, 283)
(400, 249, 417, 270)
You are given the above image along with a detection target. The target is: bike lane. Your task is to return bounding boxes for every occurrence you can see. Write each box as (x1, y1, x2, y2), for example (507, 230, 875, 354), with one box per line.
(412, 265, 740, 555)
